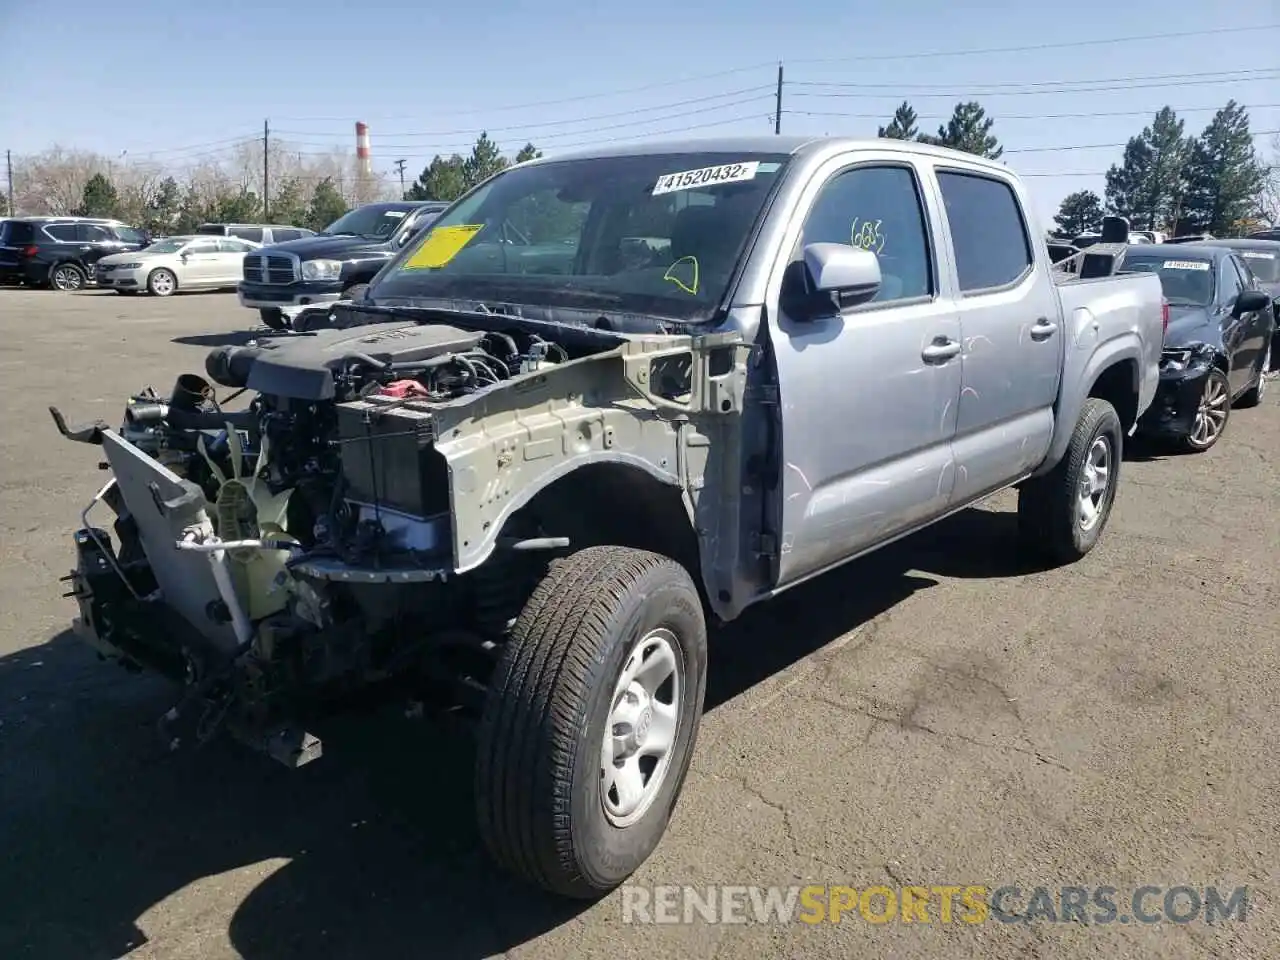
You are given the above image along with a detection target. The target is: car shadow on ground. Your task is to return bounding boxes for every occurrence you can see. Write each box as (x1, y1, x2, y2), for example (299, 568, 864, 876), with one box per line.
(171, 328, 297, 349)
(0, 505, 1044, 960)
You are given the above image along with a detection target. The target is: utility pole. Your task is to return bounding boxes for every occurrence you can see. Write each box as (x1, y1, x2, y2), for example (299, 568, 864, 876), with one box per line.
(263, 119, 270, 219)
(6, 150, 14, 217)
(774, 63, 783, 135)
(394, 159, 407, 198)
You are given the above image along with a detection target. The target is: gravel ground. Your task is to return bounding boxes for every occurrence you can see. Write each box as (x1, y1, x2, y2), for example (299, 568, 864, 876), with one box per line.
(0, 287, 1277, 960)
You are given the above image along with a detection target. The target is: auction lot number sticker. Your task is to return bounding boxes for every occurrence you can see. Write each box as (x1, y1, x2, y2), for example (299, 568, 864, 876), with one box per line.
(653, 161, 760, 195)
(1162, 260, 1211, 271)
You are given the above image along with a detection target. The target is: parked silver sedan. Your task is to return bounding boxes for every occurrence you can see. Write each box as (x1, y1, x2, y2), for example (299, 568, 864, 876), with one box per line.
(95, 235, 261, 297)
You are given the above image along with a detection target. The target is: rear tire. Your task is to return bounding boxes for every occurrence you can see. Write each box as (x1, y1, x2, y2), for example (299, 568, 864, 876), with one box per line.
(50, 262, 86, 291)
(475, 545, 707, 899)
(1018, 397, 1122, 565)
(258, 308, 287, 330)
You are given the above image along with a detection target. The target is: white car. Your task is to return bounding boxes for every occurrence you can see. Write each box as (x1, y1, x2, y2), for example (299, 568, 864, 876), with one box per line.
(96, 235, 261, 297)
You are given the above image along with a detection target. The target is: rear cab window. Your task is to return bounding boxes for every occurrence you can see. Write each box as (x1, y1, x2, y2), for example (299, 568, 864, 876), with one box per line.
(937, 170, 1033, 292)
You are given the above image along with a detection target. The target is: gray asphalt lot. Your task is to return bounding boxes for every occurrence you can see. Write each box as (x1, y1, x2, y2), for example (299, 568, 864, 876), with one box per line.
(0, 287, 1277, 960)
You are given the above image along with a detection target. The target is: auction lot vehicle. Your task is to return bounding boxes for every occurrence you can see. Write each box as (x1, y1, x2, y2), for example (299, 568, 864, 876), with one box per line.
(96, 234, 262, 296)
(237, 201, 448, 330)
(0, 216, 150, 290)
(195, 223, 316, 245)
(1128, 244, 1275, 450)
(52, 137, 1164, 899)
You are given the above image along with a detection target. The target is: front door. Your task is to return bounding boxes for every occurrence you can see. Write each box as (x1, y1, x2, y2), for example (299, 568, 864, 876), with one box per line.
(932, 168, 1063, 504)
(769, 158, 963, 586)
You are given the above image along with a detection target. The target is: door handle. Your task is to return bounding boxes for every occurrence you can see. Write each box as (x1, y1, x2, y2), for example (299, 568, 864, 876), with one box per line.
(922, 337, 962, 363)
(1030, 317, 1058, 341)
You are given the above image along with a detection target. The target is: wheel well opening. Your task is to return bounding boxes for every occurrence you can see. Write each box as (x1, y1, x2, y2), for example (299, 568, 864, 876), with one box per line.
(1088, 360, 1139, 434)
(514, 463, 702, 587)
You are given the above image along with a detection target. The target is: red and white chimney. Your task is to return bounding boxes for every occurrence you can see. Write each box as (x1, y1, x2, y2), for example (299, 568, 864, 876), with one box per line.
(355, 121, 372, 177)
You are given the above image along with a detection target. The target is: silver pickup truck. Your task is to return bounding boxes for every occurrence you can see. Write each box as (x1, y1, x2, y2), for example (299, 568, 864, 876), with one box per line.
(51, 137, 1164, 899)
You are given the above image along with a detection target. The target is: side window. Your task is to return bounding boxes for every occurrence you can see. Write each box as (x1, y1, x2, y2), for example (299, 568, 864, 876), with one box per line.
(1219, 256, 1243, 304)
(79, 224, 114, 243)
(113, 225, 146, 244)
(1229, 255, 1253, 289)
(216, 238, 251, 253)
(229, 227, 264, 243)
(937, 171, 1033, 292)
(270, 229, 301, 243)
(800, 164, 933, 303)
(44, 223, 78, 242)
(186, 240, 219, 255)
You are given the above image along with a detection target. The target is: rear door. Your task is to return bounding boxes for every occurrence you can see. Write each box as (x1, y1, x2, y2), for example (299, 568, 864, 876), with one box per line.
(769, 154, 963, 586)
(180, 239, 223, 285)
(930, 167, 1062, 504)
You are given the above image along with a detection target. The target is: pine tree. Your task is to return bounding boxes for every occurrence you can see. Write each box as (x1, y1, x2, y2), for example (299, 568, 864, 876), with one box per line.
(76, 173, 119, 218)
(405, 155, 467, 201)
(1103, 108, 1188, 231)
(878, 102, 920, 140)
(925, 102, 1002, 159)
(1181, 101, 1268, 235)
(462, 133, 510, 189)
(1053, 190, 1105, 237)
(305, 177, 348, 231)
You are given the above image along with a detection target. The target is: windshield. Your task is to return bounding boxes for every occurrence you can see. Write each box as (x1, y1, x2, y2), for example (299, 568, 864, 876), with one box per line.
(1123, 256, 1215, 306)
(144, 238, 188, 254)
(372, 151, 792, 324)
(1238, 249, 1280, 283)
(322, 205, 413, 239)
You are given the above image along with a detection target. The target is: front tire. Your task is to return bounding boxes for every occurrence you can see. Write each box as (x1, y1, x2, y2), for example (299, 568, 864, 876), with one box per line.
(258, 308, 288, 330)
(1180, 368, 1230, 451)
(146, 268, 177, 297)
(476, 545, 708, 899)
(1018, 397, 1123, 565)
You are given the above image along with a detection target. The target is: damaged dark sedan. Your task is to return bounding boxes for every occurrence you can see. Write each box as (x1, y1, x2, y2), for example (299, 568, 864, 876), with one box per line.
(1128, 244, 1274, 452)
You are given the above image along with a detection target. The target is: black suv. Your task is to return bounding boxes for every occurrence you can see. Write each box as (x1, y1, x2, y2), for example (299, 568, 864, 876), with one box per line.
(238, 200, 448, 328)
(0, 217, 150, 291)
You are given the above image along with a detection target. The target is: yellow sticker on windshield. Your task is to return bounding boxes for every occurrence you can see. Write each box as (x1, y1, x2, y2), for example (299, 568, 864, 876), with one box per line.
(663, 256, 700, 295)
(403, 224, 483, 270)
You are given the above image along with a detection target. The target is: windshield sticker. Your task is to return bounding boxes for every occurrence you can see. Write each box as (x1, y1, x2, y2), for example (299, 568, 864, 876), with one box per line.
(652, 161, 760, 196)
(402, 224, 484, 270)
(850, 218, 886, 254)
(663, 256, 700, 295)
(1240, 251, 1275, 260)
(1162, 260, 1210, 271)
(384, 211, 406, 218)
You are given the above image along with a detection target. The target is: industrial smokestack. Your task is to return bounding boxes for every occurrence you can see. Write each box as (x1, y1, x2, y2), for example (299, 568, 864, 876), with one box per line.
(355, 121, 371, 177)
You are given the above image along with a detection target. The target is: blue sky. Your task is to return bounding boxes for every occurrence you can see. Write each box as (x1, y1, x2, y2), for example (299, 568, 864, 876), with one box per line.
(0, 0, 1276, 224)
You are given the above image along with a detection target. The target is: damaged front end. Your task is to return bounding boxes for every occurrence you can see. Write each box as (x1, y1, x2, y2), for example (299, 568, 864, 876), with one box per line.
(1137, 342, 1221, 438)
(51, 316, 750, 767)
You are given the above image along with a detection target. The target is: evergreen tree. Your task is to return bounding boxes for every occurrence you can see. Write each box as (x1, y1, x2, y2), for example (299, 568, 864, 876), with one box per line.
(923, 102, 1002, 158)
(462, 132, 509, 188)
(1053, 190, 1105, 237)
(1103, 107, 1188, 231)
(305, 177, 348, 231)
(878, 102, 920, 140)
(76, 173, 119, 217)
(1181, 101, 1268, 235)
(405, 155, 467, 201)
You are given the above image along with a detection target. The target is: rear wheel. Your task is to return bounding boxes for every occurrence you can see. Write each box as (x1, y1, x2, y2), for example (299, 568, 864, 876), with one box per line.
(1180, 368, 1230, 451)
(475, 545, 707, 899)
(50, 262, 86, 291)
(146, 268, 177, 297)
(1018, 397, 1123, 565)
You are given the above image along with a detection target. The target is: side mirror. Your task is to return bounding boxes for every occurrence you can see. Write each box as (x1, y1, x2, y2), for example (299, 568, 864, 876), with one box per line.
(1234, 289, 1270, 314)
(802, 242, 881, 304)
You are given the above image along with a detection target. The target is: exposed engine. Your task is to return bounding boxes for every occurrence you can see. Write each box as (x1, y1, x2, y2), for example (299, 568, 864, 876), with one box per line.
(53, 320, 588, 762)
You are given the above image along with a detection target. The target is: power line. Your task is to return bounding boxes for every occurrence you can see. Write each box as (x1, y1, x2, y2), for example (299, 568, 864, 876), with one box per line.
(272, 86, 776, 141)
(1003, 129, 1278, 155)
(788, 67, 1279, 91)
(786, 103, 1280, 122)
(789, 72, 1280, 101)
(788, 24, 1280, 65)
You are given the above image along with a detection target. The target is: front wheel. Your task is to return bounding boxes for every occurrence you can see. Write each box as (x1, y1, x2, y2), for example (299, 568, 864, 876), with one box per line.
(1018, 397, 1123, 565)
(475, 545, 708, 899)
(1180, 368, 1230, 451)
(146, 268, 177, 297)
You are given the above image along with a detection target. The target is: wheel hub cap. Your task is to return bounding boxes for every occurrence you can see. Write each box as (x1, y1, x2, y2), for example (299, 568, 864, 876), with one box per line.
(1076, 435, 1111, 532)
(1191, 375, 1227, 446)
(600, 628, 681, 827)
